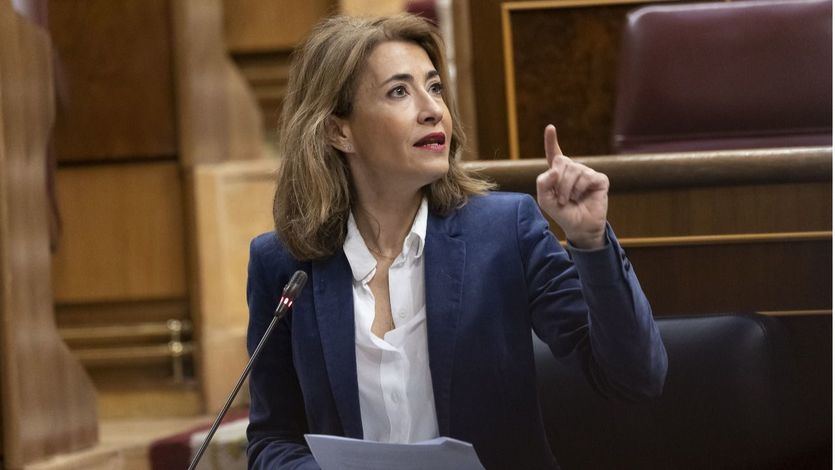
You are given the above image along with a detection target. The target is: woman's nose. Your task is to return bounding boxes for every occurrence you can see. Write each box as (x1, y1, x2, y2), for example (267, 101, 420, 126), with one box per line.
(417, 92, 443, 125)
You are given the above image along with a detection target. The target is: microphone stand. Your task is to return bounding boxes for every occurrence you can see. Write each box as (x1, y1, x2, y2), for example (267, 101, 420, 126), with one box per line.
(188, 271, 306, 470)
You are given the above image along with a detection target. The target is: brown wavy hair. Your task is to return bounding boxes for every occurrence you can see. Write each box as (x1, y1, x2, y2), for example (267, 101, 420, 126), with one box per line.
(273, 14, 493, 261)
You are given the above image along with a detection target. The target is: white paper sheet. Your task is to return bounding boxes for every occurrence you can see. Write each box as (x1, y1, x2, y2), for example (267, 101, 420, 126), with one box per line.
(305, 434, 485, 470)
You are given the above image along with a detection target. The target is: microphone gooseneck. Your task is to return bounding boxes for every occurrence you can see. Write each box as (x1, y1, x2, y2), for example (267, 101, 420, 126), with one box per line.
(187, 270, 308, 470)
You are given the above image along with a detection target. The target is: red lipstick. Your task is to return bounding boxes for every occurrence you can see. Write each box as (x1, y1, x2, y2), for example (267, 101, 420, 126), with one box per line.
(413, 132, 447, 152)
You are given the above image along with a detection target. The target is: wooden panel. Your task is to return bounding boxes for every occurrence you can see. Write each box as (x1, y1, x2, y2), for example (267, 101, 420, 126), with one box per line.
(55, 299, 189, 328)
(473, 147, 832, 191)
(187, 159, 277, 412)
(465, 147, 832, 238)
(48, 0, 177, 161)
(51, 163, 187, 303)
(505, 1, 661, 158)
(628, 238, 831, 315)
(90, 366, 202, 419)
(606, 182, 831, 238)
(463, 147, 832, 316)
(467, 0, 510, 158)
(452, 0, 480, 160)
(223, 0, 335, 52)
(233, 51, 292, 137)
(222, 0, 334, 140)
(172, 0, 265, 166)
(340, 0, 404, 16)
(466, 0, 677, 159)
(0, 1, 98, 466)
(94, 384, 202, 419)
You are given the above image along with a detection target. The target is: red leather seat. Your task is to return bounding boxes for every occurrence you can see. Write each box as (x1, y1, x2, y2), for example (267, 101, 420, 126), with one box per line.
(612, 0, 832, 153)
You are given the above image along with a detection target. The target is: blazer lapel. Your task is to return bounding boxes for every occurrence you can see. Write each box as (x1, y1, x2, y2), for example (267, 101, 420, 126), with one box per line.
(312, 252, 363, 438)
(424, 212, 466, 437)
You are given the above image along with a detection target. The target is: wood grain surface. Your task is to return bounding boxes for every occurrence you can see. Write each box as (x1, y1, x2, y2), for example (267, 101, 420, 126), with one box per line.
(187, 159, 277, 412)
(51, 163, 187, 303)
(222, 0, 334, 140)
(222, 0, 335, 52)
(505, 2, 651, 158)
(48, 0, 177, 161)
(465, 147, 832, 315)
(628, 238, 831, 315)
(466, 0, 670, 158)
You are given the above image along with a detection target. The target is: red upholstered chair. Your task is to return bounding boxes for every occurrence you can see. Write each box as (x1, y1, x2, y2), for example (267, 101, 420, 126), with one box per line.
(612, 0, 832, 153)
(406, 0, 438, 24)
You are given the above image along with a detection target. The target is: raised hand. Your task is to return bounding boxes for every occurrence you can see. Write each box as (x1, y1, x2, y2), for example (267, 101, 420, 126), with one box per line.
(535, 125, 609, 249)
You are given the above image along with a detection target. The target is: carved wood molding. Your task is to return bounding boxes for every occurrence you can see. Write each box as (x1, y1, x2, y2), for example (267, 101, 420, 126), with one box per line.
(620, 231, 832, 248)
(464, 146, 833, 190)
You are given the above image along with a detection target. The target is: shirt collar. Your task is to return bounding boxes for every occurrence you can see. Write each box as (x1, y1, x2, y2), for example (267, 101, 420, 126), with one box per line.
(343, 197, 428, 283)
(408, 196, 428, 258)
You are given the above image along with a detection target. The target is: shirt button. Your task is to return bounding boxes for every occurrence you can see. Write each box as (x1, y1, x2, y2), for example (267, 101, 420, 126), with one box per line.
(398, 311, 407, 319)
(391, 392, 400, 404)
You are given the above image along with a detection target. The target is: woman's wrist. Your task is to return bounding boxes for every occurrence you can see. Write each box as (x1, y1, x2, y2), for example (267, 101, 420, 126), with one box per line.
(566, 228, 606, 250)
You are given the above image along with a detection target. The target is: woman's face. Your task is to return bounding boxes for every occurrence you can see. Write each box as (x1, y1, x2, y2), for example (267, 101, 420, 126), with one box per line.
(336, 40, 452, 196)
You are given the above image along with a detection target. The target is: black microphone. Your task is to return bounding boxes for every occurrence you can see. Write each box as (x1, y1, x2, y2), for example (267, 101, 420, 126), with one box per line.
(274, 270, 307, 317)
(188, 270, 308, 470)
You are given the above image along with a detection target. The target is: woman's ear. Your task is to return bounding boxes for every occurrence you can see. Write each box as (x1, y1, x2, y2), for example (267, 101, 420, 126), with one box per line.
(326, 116, 354, 154)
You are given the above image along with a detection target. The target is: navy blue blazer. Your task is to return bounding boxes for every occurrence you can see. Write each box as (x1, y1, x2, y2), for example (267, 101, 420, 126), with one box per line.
(246, 192, 668, 469)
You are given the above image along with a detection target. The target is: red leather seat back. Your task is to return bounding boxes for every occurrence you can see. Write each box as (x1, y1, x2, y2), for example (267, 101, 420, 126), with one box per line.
(613, 0, 832, 153)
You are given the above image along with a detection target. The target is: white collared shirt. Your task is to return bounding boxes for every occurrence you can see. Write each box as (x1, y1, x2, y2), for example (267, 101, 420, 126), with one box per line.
(343, 198, 439, 443)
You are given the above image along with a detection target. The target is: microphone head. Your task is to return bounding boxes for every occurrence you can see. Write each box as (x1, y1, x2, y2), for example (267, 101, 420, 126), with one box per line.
(282, 270, 308, 301)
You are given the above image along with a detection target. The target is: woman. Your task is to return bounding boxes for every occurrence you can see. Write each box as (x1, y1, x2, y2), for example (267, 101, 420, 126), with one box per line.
(247, 14, 667, 470)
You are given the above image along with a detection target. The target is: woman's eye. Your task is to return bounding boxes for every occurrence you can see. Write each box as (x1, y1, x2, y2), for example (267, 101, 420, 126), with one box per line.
(429, 82, 444, 94)
(389, 85, 407, 98)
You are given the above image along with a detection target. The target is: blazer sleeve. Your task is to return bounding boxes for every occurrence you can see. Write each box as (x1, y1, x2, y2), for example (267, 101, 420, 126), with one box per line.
(246, 237, 320, 469)
(516, 195, 668, 400)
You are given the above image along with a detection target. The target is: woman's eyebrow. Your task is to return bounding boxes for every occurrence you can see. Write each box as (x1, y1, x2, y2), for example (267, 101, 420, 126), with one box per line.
(381, 70, 440, 86)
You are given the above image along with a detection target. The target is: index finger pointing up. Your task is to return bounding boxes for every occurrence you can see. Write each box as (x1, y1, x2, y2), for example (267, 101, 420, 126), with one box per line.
(544, 124, 564, 166)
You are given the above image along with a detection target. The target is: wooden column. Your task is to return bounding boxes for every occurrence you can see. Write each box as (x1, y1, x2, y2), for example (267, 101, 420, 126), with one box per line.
(172, 0, 265, 167)
(0, 1, 97, 467)
(172, 0, 267, 412)
(187, 160, 277, 411)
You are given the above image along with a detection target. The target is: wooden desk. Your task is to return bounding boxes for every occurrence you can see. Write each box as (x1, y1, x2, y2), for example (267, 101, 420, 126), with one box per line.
(465, 146, 832, 315)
